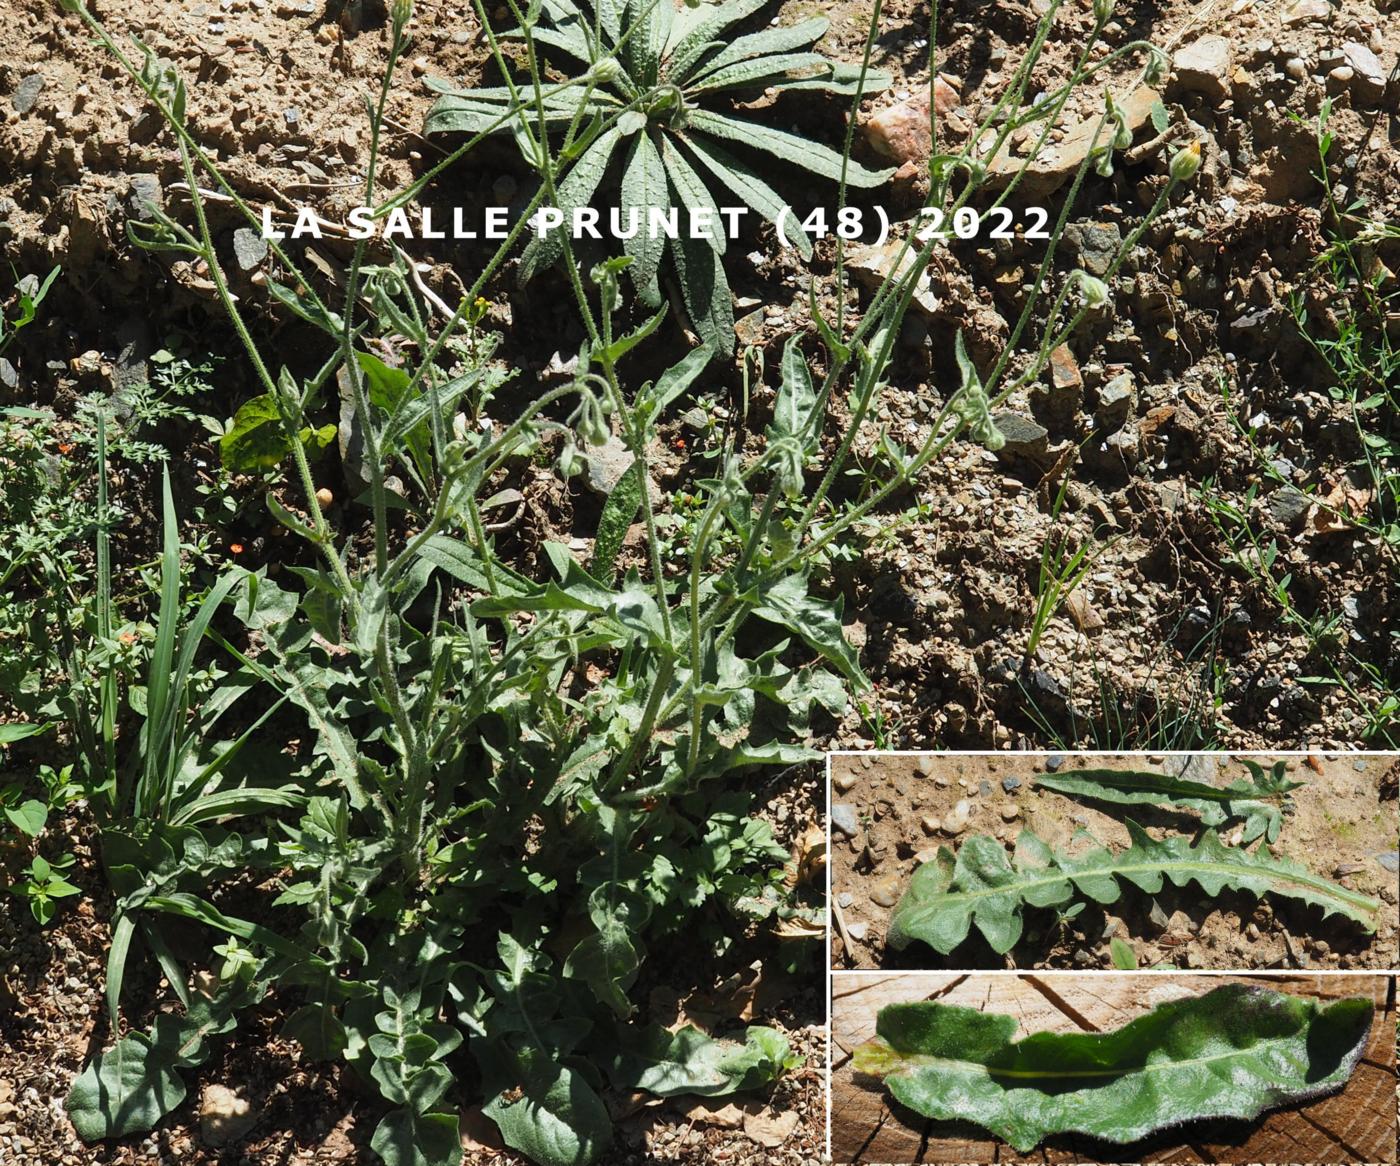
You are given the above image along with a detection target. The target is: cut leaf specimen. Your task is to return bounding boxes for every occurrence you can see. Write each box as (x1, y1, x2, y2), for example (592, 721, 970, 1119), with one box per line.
(1035, 760, 1304, 843)
(853, 984, 1372, 1152)
(886, 822, 1381, 956)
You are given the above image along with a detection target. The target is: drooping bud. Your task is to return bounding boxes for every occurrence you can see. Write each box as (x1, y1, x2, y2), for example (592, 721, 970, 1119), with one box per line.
(1075, 271, 1111, 308)
(1093, 0, 1114, 23)
(589, 56, 623, 85)
(1143, 46, 1169, 87)
(1169, 140, 1203, 182)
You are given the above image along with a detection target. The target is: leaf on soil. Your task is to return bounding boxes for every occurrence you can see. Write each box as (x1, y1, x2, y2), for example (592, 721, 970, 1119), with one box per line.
(1035, 762, 1303, 843)
(853, 984, 1371, 1152)
(887, 821, 1380, 956)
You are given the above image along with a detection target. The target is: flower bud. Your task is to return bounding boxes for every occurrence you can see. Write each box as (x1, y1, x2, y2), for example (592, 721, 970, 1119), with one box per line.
(1169, 140, 1202, 182)
(391, 0, 413, 28)
(1143, 46, 1169, 87)
(1076, 272, 1111, 307)
(589, 57, 623, 85)
(557, 439, 582, 479)
(1093, 0, 1114, 23)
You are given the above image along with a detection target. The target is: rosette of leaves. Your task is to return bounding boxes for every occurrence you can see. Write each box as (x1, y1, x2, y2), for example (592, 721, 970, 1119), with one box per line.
(424, 0, 894, 352)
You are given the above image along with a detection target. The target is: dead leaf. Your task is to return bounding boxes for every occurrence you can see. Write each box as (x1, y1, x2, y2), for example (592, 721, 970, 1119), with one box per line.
(785, 824, 827, 889)
(686, 1100, 745, 1129)
(1064, 589, 1105, 633)
(742, 1108, 800, 1148)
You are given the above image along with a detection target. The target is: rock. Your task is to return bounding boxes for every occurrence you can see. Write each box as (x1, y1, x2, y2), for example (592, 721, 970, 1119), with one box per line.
(1326, 65, 1354, 94)
(845, 920, 868, 941)
(999, 802, 1020, 821)
(942, 798, 971, 835)
(1062, 221, 1122, 278)
(987, 84, 1158, 195)
(915, 756, 935, 776)
(1045, 753, 1064, 772)
(920, 815, 941, 834)
(127, 173, 163, 220)
(1001, 776, 1022, 793)
(1342, 42, 1388, 104)
(1266, 485, 1312, 530)
(1280, 0, 1329, 21)
(1147, 900, 1170, 931)
(1284, 56, 1308, 79)
(0, 359, 16, 390)
(11, 74, 44, 115)
(992, 412, 1049, 463)
(232, 227, 268, 271)
(832, 771, 859, 794)
(199, 1085, 254, 1147)
(1173, 36, 1233, 101)
(848, 241, 941, 316)
(1037, 344, 1083, 425)
(869, 875, 902, 908)
(831, 804, 860, 839)
(1095, 372, 1136, 430)
(742, 1108, 799, 1149)
(1377, 851, 1399, 873)
(864, 76, 960, 165)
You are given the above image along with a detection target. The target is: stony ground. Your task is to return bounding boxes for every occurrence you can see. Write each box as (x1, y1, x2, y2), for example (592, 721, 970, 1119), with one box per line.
(830, 752, 1400, 970)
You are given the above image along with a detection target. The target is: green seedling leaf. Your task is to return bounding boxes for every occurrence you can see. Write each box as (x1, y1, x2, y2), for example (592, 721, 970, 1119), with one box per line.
(1036, 764, 1303, 844)
(0, 722, 47, 745)
(613, 1024, 797, 1096)
(887, 822, 1381, 956)
(591, 461, 645, 582)
(220, 394, 336, 473)
(485, 1051, 613, 1166)
(1108, 936, 1137, 969)
(371, 1108, 463, 1166)
(854, 984, 1372, 1152)
(5, 798, 47, 837)
(67, 984, 256, 1141)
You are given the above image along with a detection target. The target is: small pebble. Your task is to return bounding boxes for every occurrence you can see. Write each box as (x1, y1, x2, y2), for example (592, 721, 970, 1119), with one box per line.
(1001, 776, 1021, 792)
(832, 771, 859, 794)
(1376, 851, 1399, 873)
(999, 802, 1019, 821)
(831, 804, 859, 839)
(869, 875, 902, 908)
(1045, 754, 1064, 772)
(915, 756, 934, 776)
(846, 921, 868, 941)
(837, 892, 853, 909)
(942, 799, 971, 835)
(920, 815, 941, 835)
(1246, 922, 1260, 941)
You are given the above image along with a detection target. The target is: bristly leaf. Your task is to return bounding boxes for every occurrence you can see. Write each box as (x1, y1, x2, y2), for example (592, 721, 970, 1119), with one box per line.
(887, 821, 1381, 956)
(854, 985, 1372, 1152)
(1035, 762, 1304, 844)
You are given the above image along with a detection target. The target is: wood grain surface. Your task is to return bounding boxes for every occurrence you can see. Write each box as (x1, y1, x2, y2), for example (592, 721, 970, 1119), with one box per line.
(831, 973, 1397, 1164)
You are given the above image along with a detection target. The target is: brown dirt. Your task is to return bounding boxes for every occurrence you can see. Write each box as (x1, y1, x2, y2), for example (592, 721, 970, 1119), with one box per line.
(830, 752, 1400, 969)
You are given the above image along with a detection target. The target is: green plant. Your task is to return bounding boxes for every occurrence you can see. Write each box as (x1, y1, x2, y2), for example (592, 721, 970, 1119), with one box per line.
(51, 0, 1190, 1160)
(1200, 482, 1396, 745)
(887, 822, 1381, 957)
(10, 852, 81, 925)
(424, 0, 893, 352)
(1107, 935, 1136, 969)
(0, 265, 59, 364)
(853, 985, 1371, 1151)
(1035, 760, 1303, 844)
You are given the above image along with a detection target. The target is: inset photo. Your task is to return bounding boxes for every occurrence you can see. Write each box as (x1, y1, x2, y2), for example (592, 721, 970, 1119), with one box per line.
(830, 972, 1397, 1165)
(830, 752, 1399, 969)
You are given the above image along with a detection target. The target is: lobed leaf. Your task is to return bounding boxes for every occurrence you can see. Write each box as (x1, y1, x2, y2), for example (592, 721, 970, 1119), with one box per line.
(1035, 764, 1302, 844)
(887, 821, 1381, 956)
(854, 984, 1372, 1152)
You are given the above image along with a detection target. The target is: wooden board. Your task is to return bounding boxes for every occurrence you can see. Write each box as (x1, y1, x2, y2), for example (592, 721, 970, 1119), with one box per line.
(831, 973, 1397, 1165)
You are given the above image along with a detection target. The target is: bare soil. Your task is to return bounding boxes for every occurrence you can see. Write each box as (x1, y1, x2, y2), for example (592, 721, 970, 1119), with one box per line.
(830, 752, 1400, 969)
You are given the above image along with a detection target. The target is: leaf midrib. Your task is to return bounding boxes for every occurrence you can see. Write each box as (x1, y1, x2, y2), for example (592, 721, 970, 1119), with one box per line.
(886, 1031, 1306, 1083)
